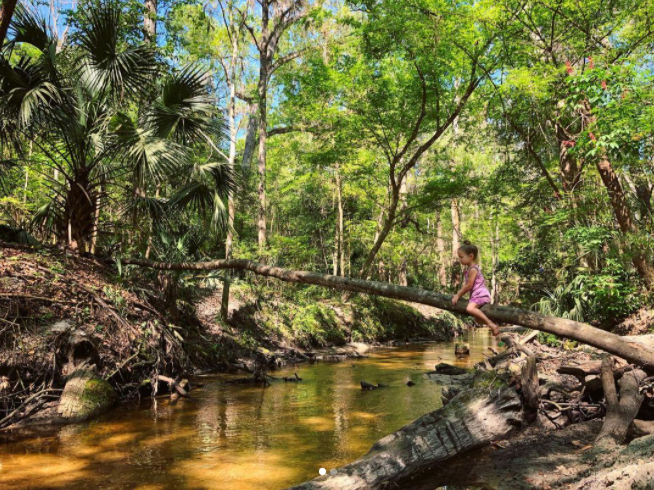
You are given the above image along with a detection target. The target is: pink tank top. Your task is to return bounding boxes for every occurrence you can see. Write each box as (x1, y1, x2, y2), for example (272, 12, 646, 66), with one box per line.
(464, 265, 491, 302)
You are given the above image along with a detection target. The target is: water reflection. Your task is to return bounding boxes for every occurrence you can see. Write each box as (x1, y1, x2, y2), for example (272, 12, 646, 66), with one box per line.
(0, 329, 495, 489)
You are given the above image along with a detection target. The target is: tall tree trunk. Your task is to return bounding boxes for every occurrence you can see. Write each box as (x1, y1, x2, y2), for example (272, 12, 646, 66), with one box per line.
(399, 257, 407, 286)
(436, 212, 447, 287)
(257, 70, 268, 250)
(360, 187, 400, 280)
(450, 198, 461, 288)
(90, 184, 102, 255)
(337, 164, 345, 277)
(555, 120, 580, 193)
(0, 0, 18, 46)
(143, 0, 156, 42)
(221, 33, 240, 320)
(491, 217, 499, 304)
(596, 155, 654, 285)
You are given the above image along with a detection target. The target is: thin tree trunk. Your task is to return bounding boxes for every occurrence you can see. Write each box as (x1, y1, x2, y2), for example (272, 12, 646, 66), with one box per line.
(222, 35, 239, 320)
(336, 164, 345, 277)
(491, 217, 499, 304)
(121, 256, 654, 369)
(436, 212, 447, 287)
(143, 0, 156, 42)
(451, 198, 461, 288)
(90, 184, 101, 255)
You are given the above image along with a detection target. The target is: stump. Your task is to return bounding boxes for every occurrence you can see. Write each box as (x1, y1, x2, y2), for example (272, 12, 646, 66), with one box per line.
(455, 343, 470, 356)
(57, 367, 117, 421)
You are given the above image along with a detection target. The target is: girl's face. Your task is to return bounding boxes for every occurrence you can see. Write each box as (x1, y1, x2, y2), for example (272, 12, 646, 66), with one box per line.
(457, 250, 475, 266)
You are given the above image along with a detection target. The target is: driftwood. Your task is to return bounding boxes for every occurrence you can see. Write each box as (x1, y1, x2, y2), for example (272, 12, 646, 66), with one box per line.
(287, 387, 522, 490)
(283, 373, 302, 382)
(120, 257, 654, 370)
(596, 357, 647, 447)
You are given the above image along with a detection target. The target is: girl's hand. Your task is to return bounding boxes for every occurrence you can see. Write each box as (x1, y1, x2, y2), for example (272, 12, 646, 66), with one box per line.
(451, 295, 460, 305)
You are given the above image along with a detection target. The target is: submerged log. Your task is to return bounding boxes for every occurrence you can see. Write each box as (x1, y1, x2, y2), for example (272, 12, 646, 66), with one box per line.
(120, 256, 654, 370)
(287, 386, 522, 490)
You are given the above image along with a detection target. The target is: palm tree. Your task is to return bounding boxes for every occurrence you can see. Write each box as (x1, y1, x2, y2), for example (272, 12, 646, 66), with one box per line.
(0, 1, 233, 254)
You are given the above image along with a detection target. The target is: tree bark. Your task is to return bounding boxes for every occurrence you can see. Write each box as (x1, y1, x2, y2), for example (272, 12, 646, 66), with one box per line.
(596, 356, 646, 447)
(0, 0, 17, 47)
(521, 356, 539, 423)
(336, 163, 345, 277)
(596, 155, 654, 285)
(143, 0, 156, 42)
(450, 198, 461, 288)
(436, 212, 447, 287)
(119, 256, 654, 370)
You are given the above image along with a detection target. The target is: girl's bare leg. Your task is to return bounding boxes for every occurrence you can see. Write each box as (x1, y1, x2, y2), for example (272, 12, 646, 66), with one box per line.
(466, 302, 501, 336)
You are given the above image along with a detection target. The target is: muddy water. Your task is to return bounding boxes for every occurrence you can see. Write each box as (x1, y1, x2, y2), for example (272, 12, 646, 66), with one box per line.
(0, 330, 496, 489)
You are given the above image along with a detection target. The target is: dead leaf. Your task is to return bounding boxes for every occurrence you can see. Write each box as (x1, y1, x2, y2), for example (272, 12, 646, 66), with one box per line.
(581, 445, 593, 451)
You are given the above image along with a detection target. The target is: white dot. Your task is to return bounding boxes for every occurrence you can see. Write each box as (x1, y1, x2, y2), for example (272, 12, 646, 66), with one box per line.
(319, 468, 326, 476)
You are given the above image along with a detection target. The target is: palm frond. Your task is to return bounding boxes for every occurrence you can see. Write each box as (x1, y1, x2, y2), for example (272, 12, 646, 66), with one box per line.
(111, 112, 186, 185)
(9, 4, 55, 52)
(76, 2, 158, 97)
(193, 161, 236, 200)
(0, 55, 63, 126)
(30, 199, 64, 236)
(168, 182, 229, 232)
(147, 64, 224, 145)
(123, 195, 168, 223)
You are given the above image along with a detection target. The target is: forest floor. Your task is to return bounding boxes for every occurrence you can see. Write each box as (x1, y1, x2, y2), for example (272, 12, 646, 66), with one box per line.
(0, 243, 456, 430)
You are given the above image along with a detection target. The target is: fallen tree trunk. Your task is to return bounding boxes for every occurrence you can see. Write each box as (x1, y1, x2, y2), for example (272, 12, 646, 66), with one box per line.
(286, 386, 522, 489)
(120, 257, 654, 370)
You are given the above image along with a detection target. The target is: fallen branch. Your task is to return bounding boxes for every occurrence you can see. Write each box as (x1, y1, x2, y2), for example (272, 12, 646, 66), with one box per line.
(119, 257, 654, 370)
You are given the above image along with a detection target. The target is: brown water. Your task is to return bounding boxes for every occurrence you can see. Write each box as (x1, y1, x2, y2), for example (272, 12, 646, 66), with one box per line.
(0, 330, 496, 489)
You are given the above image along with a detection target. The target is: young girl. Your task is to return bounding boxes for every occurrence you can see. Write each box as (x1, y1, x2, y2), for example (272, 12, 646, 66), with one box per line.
(451, 240, 501, 336)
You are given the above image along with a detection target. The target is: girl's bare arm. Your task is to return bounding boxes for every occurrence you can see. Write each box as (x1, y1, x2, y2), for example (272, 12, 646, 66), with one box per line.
(452, 268, 477, 303)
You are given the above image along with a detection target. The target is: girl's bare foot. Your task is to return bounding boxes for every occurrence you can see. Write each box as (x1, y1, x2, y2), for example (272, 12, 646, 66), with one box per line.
(489, 323, 501, 336)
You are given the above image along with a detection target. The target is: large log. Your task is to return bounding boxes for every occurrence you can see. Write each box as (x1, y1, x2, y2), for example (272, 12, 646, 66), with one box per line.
(285, 386, 521, 490)
(120, 257, 654, 370)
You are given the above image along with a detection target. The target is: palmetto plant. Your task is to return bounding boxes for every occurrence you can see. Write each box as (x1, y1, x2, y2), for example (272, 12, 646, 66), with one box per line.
(0, 2, 234, 253)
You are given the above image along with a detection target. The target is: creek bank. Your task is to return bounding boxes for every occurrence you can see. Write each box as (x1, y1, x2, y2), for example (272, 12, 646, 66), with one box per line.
(0, 245, 456, 431)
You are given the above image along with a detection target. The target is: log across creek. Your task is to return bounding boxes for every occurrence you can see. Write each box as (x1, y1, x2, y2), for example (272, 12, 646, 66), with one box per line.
(122, 256, 654, 370)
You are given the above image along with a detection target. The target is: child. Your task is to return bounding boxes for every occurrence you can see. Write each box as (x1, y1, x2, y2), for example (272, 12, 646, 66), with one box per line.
(451, 240, 501, 336)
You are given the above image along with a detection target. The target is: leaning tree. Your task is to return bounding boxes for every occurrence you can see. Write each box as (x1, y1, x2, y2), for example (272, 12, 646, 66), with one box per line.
(0, 2, 234, 254)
